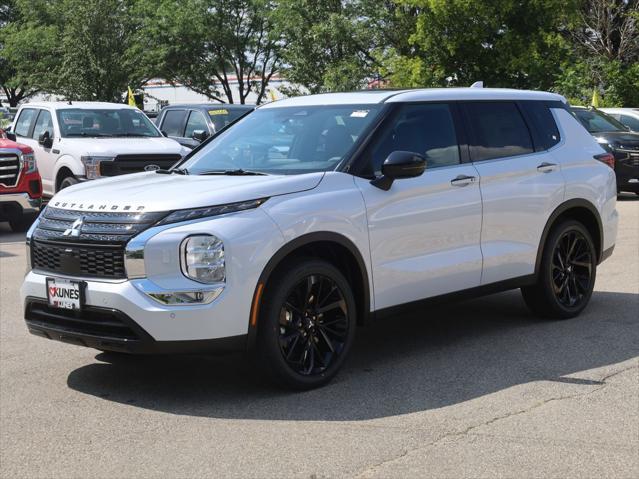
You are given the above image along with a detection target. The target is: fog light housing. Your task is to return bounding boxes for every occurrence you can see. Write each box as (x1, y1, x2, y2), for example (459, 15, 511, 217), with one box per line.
(180, 235, 225, 284)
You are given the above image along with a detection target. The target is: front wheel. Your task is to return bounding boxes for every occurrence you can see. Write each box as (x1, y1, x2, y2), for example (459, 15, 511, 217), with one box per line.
(256, 259, 356, 390)
(58, 176, 79, 191)
(522, 220, 597, 319)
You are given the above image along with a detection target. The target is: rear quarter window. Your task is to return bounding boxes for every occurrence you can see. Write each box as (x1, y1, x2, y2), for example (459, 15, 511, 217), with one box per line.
(522, 101, 561, 150)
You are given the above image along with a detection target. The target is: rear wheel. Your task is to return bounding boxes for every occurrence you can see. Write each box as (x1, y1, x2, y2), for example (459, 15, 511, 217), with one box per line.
(256, 258, 356, 390)
(522, 220, 597, 319)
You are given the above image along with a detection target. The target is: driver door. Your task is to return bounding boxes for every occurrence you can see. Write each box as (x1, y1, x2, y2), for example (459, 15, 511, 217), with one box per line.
(354, 103, 483, 310)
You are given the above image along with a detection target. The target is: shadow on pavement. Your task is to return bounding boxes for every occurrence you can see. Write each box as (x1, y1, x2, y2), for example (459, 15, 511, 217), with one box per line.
(67, 289, 639, 421)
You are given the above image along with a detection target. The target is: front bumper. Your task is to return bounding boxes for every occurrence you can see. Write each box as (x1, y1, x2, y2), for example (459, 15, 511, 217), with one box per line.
(0, 192, 41, 217)
(24, 298, 246, 354)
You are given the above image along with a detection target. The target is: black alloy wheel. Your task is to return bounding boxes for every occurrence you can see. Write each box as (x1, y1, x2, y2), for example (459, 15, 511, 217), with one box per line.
(278, 274, 349, 376)
(550, 230, 593, 308)
(522, 220, 597, 319)
(257, 259, 356, 389)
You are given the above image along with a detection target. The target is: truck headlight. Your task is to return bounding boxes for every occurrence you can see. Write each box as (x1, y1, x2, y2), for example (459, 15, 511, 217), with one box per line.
(180, 235, 225, 284)
(81, 156, 115, 179)
(21, 152, 37, 173)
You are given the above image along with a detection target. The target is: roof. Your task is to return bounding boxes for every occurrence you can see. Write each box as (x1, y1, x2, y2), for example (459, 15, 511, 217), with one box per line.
(260, 88, 566, 109)
(19, 101, 139, 110)
(161, 103, 255, 110)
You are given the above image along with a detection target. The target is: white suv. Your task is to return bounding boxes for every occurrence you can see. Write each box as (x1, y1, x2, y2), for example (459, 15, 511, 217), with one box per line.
(21, 88, 618, 389)
(10, 102, 189, 196)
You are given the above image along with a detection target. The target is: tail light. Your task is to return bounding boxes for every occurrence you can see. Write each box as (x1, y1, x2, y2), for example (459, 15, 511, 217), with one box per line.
(21, 152, 38, 173)
(594, 152, 615, 169)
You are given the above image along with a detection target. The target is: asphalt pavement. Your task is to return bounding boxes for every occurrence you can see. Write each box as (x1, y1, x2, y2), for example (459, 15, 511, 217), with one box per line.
(1, 196, 637, 478)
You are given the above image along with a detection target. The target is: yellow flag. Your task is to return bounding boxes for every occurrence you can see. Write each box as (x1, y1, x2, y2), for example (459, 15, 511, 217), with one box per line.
(127, 86, 137, 107)
(591, 88, 601, 108)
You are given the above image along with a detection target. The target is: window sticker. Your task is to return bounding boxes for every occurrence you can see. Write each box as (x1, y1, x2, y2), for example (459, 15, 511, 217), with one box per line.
(209, 109, 229, 116)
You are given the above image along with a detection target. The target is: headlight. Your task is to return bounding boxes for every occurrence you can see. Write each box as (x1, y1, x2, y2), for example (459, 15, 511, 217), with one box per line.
(21, 152, 37, 173)
(81, 156, 115, 179)
(180, 235, 225, 284)
(156, 198, 267, 226)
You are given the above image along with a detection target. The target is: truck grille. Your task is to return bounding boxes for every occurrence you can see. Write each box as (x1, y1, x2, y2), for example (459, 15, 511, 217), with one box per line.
(31, 240, 126, 279)
(0, 152, 20, 187)
(100, 154, 182, 176)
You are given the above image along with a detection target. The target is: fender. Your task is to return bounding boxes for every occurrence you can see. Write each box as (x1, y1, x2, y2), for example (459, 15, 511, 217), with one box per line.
(246, 231, 371, 349)
(534, 198, 603, 276)
(54, 154, 84, 179)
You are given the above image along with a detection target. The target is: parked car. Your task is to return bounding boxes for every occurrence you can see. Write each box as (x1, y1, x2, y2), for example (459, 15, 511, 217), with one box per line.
(22, 88, 618, 389)
(572, 106, 639, 195)
(8, 102, 190, 196)
(0, 129, 42, 231)
(599, 107, 639, 132)
(156, 103, 254, 149)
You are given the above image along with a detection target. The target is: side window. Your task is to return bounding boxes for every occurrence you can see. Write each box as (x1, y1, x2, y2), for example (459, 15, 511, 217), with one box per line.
(14, 108, 37, 137)
(160, 109, 187, 137)
(523, 102, 561, 150)
(620, 114, 639, 131)
(184, 110, 208, 138)
(32, 110, 53, 140)
(465, 102, 533, 161)
(366, 103, 461, 176)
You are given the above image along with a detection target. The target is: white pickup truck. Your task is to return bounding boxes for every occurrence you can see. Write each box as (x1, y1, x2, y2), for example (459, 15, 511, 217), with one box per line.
(10, 102, 189, 196)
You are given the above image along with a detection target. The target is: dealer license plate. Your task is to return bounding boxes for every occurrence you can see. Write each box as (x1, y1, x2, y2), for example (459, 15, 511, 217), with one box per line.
(46, 277, 82, 310)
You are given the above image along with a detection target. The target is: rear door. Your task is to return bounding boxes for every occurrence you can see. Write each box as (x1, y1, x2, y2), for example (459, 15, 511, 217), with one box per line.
(461, 101, 565, 285)
(29, 109, 57, 194)
(355, 102, 483, 310)
(158, 109, 189, 147)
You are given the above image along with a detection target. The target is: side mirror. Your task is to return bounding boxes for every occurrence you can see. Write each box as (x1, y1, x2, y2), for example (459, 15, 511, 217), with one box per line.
(371, 151, 426, 190)
(38, 131, 53, 149)
(191, 129, 209, 142)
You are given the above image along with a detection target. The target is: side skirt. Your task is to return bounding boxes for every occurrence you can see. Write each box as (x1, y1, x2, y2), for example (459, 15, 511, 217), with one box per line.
(373, 274, 537, 320)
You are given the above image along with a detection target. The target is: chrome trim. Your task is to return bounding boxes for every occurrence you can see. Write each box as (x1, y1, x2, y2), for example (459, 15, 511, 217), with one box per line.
(124, 242, 146, 279)
(0, 147, 22, 188)
(132, 278, 224, 306)
(0, 192, 40, 214)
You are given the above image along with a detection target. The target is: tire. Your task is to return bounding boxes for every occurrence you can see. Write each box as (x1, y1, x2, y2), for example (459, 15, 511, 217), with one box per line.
(9, 213, 37, 232)
(58, 176, 79, 191)
(256, 258, 357, 390)
(522, 220, 597, 319)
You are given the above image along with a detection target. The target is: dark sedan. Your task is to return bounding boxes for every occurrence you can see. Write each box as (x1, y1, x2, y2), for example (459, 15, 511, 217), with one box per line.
(156, 103, 254, 149)
(572, 106, 639, 195)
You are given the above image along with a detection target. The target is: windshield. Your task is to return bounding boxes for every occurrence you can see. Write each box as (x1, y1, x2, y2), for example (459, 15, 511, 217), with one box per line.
(57, 108, 161, 138)
(573, 109, 627, 133)
(182, 105, 382, 175)
(208, 107, 252, 131)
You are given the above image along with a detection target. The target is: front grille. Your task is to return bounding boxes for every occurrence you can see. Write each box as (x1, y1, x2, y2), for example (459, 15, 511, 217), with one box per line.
(33, 206, 166, 244)
(0, 152, 20, 187)
(31, 241, 126, 278)
(25, 301, 140, 341)
(100, 154, 182, 176)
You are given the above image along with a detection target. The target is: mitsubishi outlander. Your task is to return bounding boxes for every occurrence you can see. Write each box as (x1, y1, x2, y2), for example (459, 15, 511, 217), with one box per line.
(21, 88, 618, 389)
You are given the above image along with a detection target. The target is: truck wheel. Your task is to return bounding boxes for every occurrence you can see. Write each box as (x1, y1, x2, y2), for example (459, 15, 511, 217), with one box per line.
(9, 213, 37, 232)
(522, 220, 597, 319)
(59, 176, 79, 191)
(256, 258, 356, 390)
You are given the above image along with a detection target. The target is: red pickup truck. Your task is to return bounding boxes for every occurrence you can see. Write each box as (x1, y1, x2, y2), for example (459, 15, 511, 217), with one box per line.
(0, 129, 42, 231)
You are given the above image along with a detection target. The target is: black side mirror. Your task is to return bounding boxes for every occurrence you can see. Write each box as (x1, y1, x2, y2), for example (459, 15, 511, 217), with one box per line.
(191, 129, 209, 142)
(38, 131, 53, 149)
(371, 151, 426, 190)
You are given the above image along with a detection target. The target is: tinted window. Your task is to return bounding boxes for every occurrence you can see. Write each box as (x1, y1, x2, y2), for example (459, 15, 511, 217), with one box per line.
(524, 102, 560, 150)
(56, 109, 160, 137)
(619, 114, 639, 131)
(208, 108, 251, 131)
(366, 103, 460, 176)
(465, 102, 533, 161)
(573, 109, 626, 133)
(161, 109, 187, 137)
(14, 108, 37, 137)
(185, 110, 208, 138)
(32, 110, 53, 140)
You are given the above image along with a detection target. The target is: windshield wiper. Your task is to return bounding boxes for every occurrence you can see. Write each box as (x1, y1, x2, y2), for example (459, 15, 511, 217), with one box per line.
(65, 132, 115, 137)
(155, 167, 189, 175)
(199, 169, 268, 176)
(116, 133, 156, 137)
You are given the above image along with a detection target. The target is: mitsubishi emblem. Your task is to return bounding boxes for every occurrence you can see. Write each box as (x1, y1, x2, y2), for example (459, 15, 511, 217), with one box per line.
(63, 217, 84, 237)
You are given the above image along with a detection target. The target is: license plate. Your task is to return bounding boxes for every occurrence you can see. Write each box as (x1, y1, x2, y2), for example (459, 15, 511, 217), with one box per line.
(46, 277, 82, 310)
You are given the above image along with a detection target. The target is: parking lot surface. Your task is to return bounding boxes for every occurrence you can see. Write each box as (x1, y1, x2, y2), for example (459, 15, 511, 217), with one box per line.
(1, 197, 637, 478)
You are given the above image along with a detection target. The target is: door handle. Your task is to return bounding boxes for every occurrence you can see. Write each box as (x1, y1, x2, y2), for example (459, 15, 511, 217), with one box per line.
(537, 162, 557, 173)
(450, 175, 476, 187)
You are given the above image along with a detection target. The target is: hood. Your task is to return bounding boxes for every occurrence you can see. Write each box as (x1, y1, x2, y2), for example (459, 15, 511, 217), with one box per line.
(49, 171, 325, 212)
(59, 136, 188, 156)
(594, 131, 639, 148)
